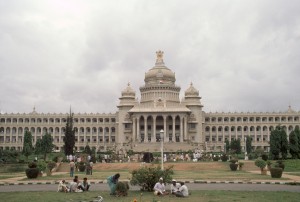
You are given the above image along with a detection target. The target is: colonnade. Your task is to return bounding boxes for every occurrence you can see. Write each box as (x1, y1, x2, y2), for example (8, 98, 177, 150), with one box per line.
(131, 114, 189, 143)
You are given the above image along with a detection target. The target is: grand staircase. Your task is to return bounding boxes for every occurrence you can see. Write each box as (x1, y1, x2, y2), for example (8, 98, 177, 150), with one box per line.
(130, 142, 199, 152)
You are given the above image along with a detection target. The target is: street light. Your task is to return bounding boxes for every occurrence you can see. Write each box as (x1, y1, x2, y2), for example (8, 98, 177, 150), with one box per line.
(160, 129, 164, 171)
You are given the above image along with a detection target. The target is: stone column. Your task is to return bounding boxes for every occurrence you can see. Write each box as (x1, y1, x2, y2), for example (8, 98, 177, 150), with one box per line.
(144, 116, 147, 142)
(152, 115, 156, 142)
(216, 127, 219, 143)
(137, 116, 140, 142)
(102, 128, 105, 144)
(163, 115, 167, 141)
(172, 115, 176, 142)
(132, 117, 136, 142)
(180, 116, 183, 142)
(210, 127, 212, 143)
(184, 116, 188, 140)
(260, 128, 263, 143)
(96, 128, 99, 144)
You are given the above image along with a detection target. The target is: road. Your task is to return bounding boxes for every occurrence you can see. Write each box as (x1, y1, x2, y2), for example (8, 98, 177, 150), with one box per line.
(0, 183, 299, 193)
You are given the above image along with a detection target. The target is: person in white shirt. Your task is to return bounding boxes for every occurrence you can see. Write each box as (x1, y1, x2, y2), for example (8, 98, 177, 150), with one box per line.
(57, 180, 69, 193)
(69, 178, 78, 192)
(153, 177, 168, 196)
(175, 182, 189, 197)
(78, 177, 91, 191)
(170, 179, 181, 194)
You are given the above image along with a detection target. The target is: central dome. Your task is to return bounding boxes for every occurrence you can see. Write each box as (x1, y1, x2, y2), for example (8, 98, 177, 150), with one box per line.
(144, 50, 176, 85)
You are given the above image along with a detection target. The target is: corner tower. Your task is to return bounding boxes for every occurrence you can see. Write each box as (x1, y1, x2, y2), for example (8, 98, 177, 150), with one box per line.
(183, 83, 204, 143)
(117, 83, 137, 145)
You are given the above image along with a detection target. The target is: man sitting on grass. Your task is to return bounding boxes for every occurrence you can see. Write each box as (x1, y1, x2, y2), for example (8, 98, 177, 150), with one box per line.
(78, 177, 91, 191)
(57, 179, 69, 193)
(175, 182, 189, 197)
(170, 179, 181, 195)
(153, 177, 169, 196)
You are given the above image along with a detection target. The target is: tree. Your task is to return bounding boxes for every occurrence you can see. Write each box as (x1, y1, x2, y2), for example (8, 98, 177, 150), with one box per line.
(130, 165, 174, 191)
(35, 133, 55, 161)
(289, 128, 299, 159)
(230, 138, 241, 154)
(83, 145, 92, 155)
(22, 131, 34, 161)
(270, 126, 288, 160)
(225, 139, 230, 154)
(270, 127, 281, 159)
(63, 110, 75, 155)
(295, 126, 300, 158)
(23, 143, 32, 161)
(246, 136, 252, 154)
(280, 128, 289, 159)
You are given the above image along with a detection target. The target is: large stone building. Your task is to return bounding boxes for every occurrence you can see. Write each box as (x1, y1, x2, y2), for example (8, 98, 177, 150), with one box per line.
(1, 51, 300, 153)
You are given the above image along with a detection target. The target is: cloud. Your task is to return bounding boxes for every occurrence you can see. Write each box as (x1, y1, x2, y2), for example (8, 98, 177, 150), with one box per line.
(0, 0, 300, 114)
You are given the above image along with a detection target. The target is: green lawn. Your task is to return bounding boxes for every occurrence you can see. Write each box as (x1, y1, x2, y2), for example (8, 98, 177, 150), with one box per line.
(284, 159, 300, 172)
(0, 191, 300, 202)
(172, 170, 277, 181)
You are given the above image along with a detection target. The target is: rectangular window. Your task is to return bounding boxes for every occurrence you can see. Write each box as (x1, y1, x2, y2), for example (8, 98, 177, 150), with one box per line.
(190, 124, 196, 129)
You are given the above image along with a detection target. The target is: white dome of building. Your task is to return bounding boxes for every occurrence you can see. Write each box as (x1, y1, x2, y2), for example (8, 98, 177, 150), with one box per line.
(144, 50, 176, 86)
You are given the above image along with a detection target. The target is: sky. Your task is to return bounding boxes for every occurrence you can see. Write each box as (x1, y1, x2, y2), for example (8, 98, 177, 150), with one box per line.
(1, 0, 300, 114)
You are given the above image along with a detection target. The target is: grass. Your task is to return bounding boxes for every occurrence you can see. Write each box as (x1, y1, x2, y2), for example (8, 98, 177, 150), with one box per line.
(172, 170, 276, 181)
(1, 160, 299, 182)
(0, 190, 300, 202)
(23, 170, 132, 181)
(0, 173, 24, 180)
(284, 159, 300, 172)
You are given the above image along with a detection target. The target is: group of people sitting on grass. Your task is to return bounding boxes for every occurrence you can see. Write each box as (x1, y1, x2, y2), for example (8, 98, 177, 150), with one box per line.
(58, 174, 188, 197)
(58, 176, 91, 193)
(154, 178, 189, 197)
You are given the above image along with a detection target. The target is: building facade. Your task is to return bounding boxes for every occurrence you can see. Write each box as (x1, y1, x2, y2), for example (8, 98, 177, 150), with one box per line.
(1, 51, 300, 152)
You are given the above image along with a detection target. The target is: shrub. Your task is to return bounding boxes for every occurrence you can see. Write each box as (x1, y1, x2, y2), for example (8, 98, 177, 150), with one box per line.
(261, 153, 268, 161)
(255, 158, 267, 170)
(130, 165, 174, 191)
(116, 181, 129, 196)
(220, 154, 228, 162)
(52, 156, 59, 163)
(270, 167, 283, 178)
(25, 168, 39, 178)
(248, 153, 256, 160)
(78, 161, 86, 172)
(276, 160, 285, 171)
(37, 161, 47, 172)
(229, 163, 238, 171)
(229, 159, 238, 164)
(212, 156, 220, 161)
(91, 155, 96, 163)
(47, 161, 57, 171)
(28, 162, 37, 168)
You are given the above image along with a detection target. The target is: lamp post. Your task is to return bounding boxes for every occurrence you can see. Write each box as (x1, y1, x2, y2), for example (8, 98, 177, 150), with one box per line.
(160, 129, 164, 171)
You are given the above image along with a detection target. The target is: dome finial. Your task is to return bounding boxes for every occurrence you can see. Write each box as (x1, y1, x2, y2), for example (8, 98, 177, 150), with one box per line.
(155, 50, 164, 65)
